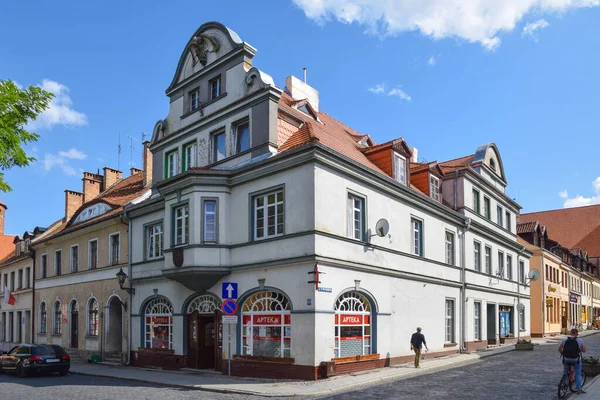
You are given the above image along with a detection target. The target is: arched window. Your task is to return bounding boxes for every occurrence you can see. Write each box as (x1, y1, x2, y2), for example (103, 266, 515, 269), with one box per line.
(88, 298, 99, 336)
(39, 302, 47, 334)
(53, 301, 62, 335)
(187, 295, 221, 314)
(144, 298, 173, 349)
(334, 291, 372, 358)
(241, 290, 291, 358)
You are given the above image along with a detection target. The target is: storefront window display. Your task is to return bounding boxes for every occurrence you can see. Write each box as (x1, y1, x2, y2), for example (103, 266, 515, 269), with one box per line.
(241, 290, 291, 358)
(334, 291, 372, 358)
(145, 298, 173, 349)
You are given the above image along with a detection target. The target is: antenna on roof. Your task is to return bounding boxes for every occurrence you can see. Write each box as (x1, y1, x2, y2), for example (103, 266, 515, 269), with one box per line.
(128, 135, 140, 169)
(303, 67, 307, 83)
(117, 133, 122, 171)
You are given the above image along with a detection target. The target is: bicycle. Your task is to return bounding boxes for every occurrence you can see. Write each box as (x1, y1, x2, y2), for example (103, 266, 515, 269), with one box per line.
(557, 361, 587, 399)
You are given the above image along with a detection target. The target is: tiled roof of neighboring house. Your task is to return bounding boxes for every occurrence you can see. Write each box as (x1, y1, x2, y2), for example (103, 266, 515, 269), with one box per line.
(35, 173, 147, 244)
(277, 92, 384, 174)
(438, 154, 476, 175)
(0, 253, 30, 267)
(0, 234, 16, 264)
(517, 221, 538, 234)
(410, 162, 431, 173)
(520, 204, 600, 257)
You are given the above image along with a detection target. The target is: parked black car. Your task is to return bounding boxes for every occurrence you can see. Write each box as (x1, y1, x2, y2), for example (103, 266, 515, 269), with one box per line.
(0, 344, 70, 377)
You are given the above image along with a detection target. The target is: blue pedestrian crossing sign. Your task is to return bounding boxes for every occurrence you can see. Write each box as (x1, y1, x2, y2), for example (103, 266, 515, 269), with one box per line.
(222, 282, 238, 299)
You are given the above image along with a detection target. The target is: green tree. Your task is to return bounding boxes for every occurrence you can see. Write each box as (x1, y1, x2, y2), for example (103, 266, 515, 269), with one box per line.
(0, 79, 53, 192)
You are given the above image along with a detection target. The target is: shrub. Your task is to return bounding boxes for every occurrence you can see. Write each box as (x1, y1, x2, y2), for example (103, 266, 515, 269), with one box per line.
(516, 339, 531, 344)
(582, 356, 600, 365)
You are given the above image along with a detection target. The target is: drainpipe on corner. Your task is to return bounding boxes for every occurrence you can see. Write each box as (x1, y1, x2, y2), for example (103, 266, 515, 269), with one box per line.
(541, 250, 546, 338)
(460, 218, 472, 352)
(516, 246, 525, 342)
(123, 209, 133, 366)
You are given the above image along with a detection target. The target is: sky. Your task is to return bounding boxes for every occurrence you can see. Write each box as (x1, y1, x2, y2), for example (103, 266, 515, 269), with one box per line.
(2, 0, 600, 235)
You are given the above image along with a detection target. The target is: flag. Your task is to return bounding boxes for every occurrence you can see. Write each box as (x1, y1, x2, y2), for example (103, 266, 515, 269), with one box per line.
(8, 292, 15, 306)
(3, 286, 15, 305)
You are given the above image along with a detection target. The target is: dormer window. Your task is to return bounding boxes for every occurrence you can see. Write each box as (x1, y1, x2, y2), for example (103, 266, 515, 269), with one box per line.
(73, 203, 112, 225)
(489, 158, 496, 172)
(235, 120, 250, 154)
(429, 176, 440, 202)
(210, 76, 221, 100)
(393, 153, 407, 185)
(190, 88, 200, 111)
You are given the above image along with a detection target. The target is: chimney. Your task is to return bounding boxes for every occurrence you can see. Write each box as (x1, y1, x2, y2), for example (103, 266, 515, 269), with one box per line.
(142, 141, 153, 187)
(82, 172, 102, 203)
(130, 167, 142, 176)
(285, 75, 319, 112)
(0, 200, 6, 236)
(64, 190, 83, 220)
(411, 147, 418, 163)
(103, 167, 122, 190)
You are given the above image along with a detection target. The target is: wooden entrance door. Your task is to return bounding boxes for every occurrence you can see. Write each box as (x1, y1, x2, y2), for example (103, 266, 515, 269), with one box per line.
(187, 311, 222, 369)
(70, 302, 78, 348)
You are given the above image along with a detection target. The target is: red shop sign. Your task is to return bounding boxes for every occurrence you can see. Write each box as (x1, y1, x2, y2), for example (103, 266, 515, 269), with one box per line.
(152, 316, 170, 325)
(335, 314, 370, 325)
(243, 314, 291, 325)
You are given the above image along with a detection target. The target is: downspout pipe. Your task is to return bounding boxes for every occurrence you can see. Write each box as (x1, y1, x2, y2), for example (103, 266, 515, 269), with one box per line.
(122, 209, 133, 366)
(460, 217, 472, 352)
(454, 171, 459, 211)
(516, 246, 525, 341)
(541, 250, 546, 338)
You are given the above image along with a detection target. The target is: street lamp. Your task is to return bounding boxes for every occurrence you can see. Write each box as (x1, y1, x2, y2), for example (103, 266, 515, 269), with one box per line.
(116, 268, 135, 295)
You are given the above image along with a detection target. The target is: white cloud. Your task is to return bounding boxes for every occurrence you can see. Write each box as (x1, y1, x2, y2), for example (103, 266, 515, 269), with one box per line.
(559, 190, 568, 199)
(522, 19, 550, 41)
(293, 0, 600, 50)
(42, 148, 87, 176)
(561, 177, 600, 208)
(368, 83, 411, 101)
(30, 79, 87, 129)
(428, 56, 436, 66)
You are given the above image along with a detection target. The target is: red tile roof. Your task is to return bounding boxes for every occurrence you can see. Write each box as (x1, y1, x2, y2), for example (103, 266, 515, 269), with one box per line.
(438, 154, 475, 175)
(520, 204, 600, 257)
(516, 221, 538, 234)
(0, 234, 16, 263)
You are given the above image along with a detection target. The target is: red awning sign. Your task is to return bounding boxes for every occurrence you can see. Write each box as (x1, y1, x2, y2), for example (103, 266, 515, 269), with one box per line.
(242, 314, 291, 325)
(335, 314, 370, 325)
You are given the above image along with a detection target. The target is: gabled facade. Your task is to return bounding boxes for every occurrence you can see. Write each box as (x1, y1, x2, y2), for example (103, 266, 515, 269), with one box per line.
(124, 21, 532, 380)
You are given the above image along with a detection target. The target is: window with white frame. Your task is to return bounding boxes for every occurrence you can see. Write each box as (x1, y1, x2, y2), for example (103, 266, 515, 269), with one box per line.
(10, 271, 14, 291)
(430, 175, 440, 201)
(145, 298, 173, 349)
(173, 205, 189, 246)
(412, 218, 423, 256)
(147, 223, 163, 259)
(485, 246, 492, 274)
(54, 250, 62, 276)
(445, 299, 455, 343)
(473, 189, 480, 214)
(235, 120, 250, 154)
(25, 267, 30, 288)
(394, 153, 407, 185)
(445, 231, 455, 265)
(334, 291, 372, 358)
(39, 302, 47, 334)
(212, 130, 226, 162)
(497, 251, 504, 277)
(40, 254, 47, 278)
(474, 301, 481, 340)
(484, 197, 491, 219)
(89, 239, 98, 269)
(18, 269, 22, 289)
(497, 205, 503, 226)
(474, 241, 481, 272)
(210, 76, 222, 100)
(165, 150, 179, 178)
(253, 190, 284, 240)
(241, 290, 291, 358)
(109, 233, 120, 265)
(190, 88, 200, 111)
(347, 194, 365, 241)
(183, 142, 197, 171)
(505, 211, 511, 231)
(506, 255, 513, 280)
(53, 301, 62, 335)
(88, 298, 99, 336)
(70, 245, 78, 273)
(203, 200, 217, 243)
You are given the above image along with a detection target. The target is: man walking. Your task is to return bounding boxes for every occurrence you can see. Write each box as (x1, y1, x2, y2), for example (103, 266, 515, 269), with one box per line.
(558, 328, 587, 394)
(410, 327, 429, 368)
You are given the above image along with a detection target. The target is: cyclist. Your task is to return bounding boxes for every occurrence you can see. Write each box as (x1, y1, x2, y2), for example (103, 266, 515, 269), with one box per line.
(558, 328, 587, 394)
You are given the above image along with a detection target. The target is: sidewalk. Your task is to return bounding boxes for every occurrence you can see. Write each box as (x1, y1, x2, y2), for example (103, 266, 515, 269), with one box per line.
(70, 346, 515, 397)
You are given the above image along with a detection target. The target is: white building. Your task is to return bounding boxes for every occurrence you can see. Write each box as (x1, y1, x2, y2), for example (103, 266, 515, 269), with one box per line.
(124, 21, 532, 380)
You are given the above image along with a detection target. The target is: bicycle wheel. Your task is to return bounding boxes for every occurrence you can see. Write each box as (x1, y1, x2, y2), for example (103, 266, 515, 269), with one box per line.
(569, 370, 587, 393)
(558, 375, 569, 399)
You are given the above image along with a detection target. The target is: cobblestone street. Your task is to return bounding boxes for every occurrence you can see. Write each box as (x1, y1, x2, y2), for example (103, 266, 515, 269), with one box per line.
(322, 333, 600, 400)
(0, 334, 598, 400)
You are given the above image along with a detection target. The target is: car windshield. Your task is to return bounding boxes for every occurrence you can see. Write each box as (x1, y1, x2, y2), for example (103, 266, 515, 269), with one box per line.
(31, 346, 53, 356)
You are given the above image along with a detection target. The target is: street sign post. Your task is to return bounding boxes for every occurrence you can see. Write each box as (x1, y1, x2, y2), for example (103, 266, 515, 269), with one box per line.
(221, 299, 238, 376)
(222, 282, 238, 299)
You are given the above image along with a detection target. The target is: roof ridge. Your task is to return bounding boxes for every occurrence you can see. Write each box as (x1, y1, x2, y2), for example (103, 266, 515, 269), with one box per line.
(522, 203, 600, 215)
(439, 153, 475, 165)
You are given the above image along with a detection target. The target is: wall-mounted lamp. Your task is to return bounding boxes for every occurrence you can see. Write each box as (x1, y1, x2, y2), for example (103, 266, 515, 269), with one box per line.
(116, 268, 135, 295)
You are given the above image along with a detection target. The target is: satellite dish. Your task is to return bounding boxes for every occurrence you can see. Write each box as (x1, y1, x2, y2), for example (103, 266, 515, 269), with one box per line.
(375, 219, 390, 237)
(528, 269, 540, 282)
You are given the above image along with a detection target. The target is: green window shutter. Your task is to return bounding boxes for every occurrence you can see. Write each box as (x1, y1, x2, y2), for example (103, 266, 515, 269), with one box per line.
(164, 152, 169, 178)
(182, 148, 187, 172)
